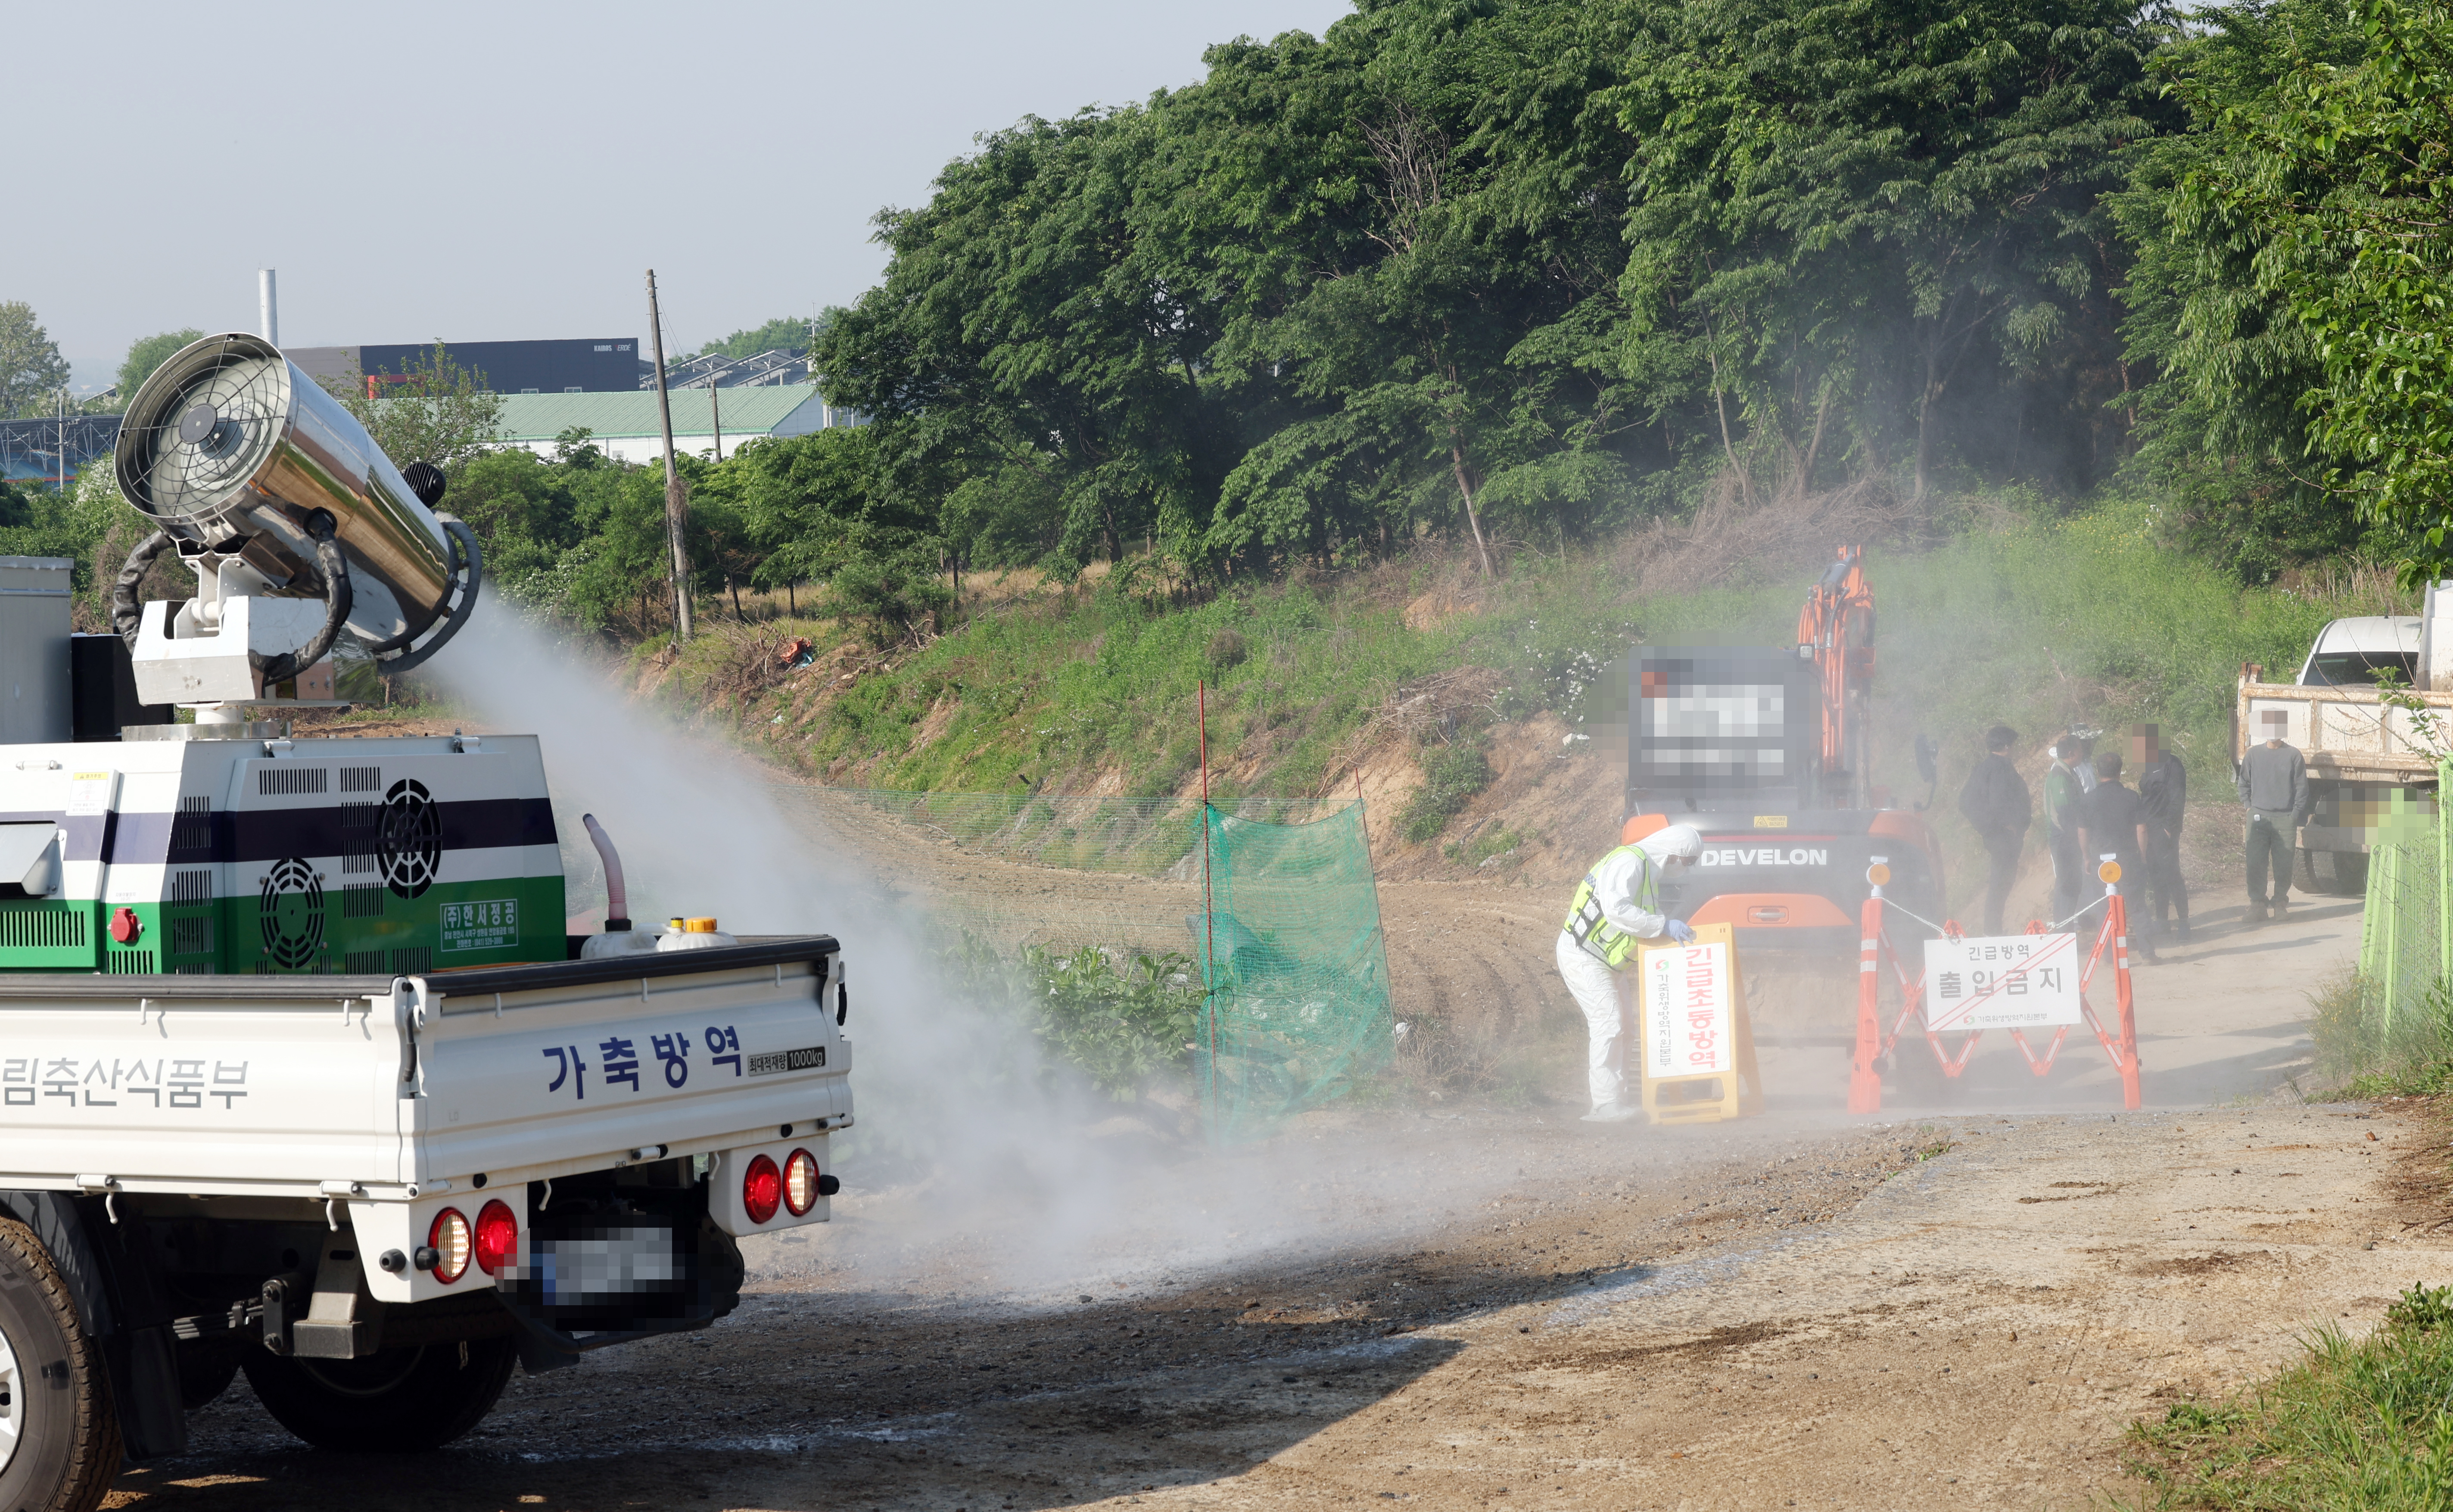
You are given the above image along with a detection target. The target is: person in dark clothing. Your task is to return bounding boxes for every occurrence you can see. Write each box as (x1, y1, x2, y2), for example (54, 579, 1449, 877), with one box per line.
(2043, 734, 2087, 925)
(2134, 724, 2190, 943)
(2237, 709, 2310, 922)
(2080, 750, 2160, 963)
(1958, 724, 2032, 935)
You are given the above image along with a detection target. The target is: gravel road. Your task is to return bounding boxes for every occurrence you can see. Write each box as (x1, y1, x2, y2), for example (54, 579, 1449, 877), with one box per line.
(99, 803, 2397, 1511)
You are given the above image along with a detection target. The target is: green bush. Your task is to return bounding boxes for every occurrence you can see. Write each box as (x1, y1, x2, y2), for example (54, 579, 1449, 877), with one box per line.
(1399, 741, 1492, 843)
(1021, 943, 1204, 1099)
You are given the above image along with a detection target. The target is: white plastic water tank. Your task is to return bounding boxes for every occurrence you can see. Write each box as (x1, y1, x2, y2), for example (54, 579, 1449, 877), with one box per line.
(580, 927, 660, 961)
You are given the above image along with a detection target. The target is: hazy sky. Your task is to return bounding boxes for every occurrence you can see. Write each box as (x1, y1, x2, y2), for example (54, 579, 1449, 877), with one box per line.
(15, 0, 1352, 386)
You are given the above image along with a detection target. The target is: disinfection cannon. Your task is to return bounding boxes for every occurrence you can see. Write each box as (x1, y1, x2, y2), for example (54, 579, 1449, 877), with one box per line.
(110, 332, 481, 718)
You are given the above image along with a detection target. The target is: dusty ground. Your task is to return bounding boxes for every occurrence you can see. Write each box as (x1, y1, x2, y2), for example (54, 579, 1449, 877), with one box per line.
(106, 1094, 2441, 1512)
(93, 781, 2411, 1512)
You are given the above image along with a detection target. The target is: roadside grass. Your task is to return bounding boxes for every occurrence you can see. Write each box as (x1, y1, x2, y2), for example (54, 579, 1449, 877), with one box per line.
(657, 492, 2380, 874)
(2311, 967, 2453, 1099)
(2120, 1282, 2453, 1509)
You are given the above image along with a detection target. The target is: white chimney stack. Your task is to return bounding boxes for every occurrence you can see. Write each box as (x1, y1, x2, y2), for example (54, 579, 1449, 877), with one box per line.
(258, 269, 278, 347)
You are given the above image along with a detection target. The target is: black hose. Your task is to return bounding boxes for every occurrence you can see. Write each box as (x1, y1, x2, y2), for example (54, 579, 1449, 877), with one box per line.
(110, 532, 176, 650)
(256, 511, 353, 685)
(370, 518, 482, 675)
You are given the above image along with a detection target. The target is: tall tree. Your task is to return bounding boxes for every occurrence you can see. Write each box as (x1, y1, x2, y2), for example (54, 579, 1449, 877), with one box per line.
(0, 302, 71, 418)
(812, 0, 2169, 588)
(2161, 0, 2453, 579)
(1604, 0, 2158, 501)
(698, 315, 825, 360)
(115, 328, 207, 407)
(2110, 0, 2375, 579)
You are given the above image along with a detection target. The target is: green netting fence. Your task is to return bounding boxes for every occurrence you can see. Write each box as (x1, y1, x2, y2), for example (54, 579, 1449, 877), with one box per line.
(770, 787, 1394, 1139)
(2352, 772, 2451, 1071)
(1192, 804, 1396, 1144)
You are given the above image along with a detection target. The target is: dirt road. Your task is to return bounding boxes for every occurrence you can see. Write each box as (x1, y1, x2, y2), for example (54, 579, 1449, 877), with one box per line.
(103, 844, 2408, 1512)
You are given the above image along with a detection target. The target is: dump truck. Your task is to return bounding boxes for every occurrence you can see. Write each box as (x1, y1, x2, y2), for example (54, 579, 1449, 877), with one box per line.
(1601, 546, 1948, 1043)
(2235, 608, 2452, 894)
(0, 334, 853, 1512)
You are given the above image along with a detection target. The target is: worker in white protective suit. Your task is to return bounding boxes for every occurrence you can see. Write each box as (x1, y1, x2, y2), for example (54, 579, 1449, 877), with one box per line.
(1555, 824, 1703, 1122)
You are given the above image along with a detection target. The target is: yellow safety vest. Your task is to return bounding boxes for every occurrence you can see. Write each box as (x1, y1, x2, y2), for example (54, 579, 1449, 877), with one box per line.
(1562, 843, 1660, 969)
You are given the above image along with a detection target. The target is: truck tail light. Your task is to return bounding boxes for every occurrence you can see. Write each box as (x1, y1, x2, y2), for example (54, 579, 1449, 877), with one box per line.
(428, 1208, 472, 1282)
(742, 1154, 782, 1225)
(783, 1149, 819, 1216)
(474, 1200, 519, 1276)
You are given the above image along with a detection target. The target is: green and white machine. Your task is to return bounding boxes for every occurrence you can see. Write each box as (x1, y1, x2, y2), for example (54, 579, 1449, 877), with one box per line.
(0, 332, 569, 974)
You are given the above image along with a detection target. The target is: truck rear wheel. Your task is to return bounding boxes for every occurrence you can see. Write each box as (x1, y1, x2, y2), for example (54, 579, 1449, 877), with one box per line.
(0, 1216, 122, 1512)
(241, 1336, 516, 1452)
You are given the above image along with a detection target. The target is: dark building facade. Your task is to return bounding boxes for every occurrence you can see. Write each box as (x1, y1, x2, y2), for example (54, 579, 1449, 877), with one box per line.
(358, 338, 641, 394)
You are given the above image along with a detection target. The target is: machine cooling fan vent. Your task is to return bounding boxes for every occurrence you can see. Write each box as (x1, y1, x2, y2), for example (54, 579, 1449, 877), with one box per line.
(119, 335, 290, 522)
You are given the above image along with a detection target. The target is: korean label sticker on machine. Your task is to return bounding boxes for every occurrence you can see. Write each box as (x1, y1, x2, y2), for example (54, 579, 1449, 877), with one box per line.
(1922, 933, 2083, 1032)
(1643, 941, 1735, 1076)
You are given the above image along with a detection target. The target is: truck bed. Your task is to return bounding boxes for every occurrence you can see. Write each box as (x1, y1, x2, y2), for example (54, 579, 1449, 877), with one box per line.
(0, 936, 848, 1202)
(2236, 677, 2453, 780)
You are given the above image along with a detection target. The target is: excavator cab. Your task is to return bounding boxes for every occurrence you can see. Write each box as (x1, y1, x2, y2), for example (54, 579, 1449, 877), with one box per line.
(1607, 546, 1949, 1044)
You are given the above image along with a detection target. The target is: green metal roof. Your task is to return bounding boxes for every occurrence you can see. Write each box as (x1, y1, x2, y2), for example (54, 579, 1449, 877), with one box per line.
(482, 386, 826, 442)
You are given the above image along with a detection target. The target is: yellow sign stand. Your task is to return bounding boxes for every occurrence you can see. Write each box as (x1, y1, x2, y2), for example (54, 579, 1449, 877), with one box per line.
(1624, 921, 1764, 1125)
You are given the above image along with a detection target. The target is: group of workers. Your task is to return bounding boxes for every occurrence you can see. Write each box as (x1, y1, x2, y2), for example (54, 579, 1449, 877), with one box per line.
(1958, 724, 2191, 962)
(1553, 719, 2312, 1123)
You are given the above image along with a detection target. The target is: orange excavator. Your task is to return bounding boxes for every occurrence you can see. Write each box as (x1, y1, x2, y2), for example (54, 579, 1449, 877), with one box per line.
(1615, 545, 1946, 1039)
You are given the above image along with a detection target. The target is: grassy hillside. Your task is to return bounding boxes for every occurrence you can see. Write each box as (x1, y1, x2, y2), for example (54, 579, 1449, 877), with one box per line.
(650, 491, 2406, 883)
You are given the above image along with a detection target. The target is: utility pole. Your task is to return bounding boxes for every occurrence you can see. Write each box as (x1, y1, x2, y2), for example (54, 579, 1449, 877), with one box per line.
(710, 379, 722, 461)
(646, 269, 694, 641)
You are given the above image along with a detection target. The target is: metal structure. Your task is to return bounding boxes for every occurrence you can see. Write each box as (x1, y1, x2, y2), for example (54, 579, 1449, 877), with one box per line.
(651, 347, 811, 390)
(0, 413, 120, 488)
(112, 333, 480, 707)
(1797, 544, 1877, 812)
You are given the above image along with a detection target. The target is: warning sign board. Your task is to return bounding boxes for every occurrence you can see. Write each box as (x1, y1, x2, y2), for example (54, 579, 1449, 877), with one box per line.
(1643, 941, 1735, 1076)
(1921, 933, 2083, 1031)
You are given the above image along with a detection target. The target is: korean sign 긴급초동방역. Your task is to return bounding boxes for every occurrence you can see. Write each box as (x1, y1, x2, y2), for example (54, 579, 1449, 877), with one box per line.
(1644, 940, 1734, 1076)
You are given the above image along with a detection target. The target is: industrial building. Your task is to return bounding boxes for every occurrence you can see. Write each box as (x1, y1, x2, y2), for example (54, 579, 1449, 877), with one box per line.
(286, 338, 641, 395)
(479, 386, 860, 464)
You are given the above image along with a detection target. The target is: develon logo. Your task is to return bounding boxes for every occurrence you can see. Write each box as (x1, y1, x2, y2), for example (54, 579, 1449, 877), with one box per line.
(1699, 847, 1832, 867)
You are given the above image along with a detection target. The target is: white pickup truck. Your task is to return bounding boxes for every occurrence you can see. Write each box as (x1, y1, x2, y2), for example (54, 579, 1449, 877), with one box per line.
(0, 333, 859, 1512)
(0, 938, 851, 1498)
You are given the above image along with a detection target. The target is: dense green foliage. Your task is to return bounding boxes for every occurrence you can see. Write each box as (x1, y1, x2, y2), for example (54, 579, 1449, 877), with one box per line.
(694, 315, 823, 361)
(2163, 0, 2453, 582)
(114, 329, 205, 404)
(813, 0, 2164, 585)
(2112, 0, 2392, 579)
(0, 301, 71, 419)
(942, 933, 1205, 1100)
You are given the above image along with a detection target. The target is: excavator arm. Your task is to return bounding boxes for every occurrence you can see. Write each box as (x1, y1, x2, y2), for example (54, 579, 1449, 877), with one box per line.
(1795, 544, 1876, 811)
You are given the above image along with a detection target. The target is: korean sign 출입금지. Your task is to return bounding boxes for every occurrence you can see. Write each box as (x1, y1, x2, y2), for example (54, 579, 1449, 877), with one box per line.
(1922, 933, 2082, 1032)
